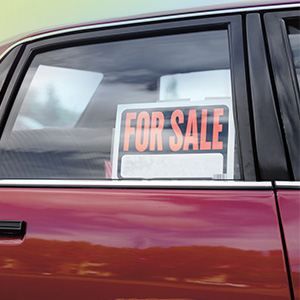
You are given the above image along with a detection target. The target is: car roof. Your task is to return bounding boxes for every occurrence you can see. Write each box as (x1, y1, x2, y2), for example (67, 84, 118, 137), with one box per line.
(0, 0, 298, 60)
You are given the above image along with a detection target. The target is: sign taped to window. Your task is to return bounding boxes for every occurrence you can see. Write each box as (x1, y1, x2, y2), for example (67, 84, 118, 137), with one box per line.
(112, 99, 235, 179)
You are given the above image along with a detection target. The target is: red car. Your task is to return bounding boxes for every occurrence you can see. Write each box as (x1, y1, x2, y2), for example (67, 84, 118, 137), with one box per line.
(0, 1, 299, 299)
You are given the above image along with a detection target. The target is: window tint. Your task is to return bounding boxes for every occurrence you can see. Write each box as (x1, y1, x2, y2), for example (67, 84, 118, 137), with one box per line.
(287, 20, 300, 91)
(0, 29, 241, 180)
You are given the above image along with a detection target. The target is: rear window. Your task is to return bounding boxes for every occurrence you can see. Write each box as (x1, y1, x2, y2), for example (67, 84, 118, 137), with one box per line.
(0, 29, 241, 180)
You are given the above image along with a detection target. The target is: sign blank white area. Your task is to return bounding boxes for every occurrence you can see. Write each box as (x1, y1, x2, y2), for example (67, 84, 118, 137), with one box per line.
(121, 153, 223, 179)
(159, 69, 231, 101)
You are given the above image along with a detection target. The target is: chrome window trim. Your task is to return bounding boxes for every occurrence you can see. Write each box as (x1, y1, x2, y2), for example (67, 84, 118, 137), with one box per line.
(1, 3, 299, 61)
(275, 181, 300, 189)
(0, 179, 272, 189)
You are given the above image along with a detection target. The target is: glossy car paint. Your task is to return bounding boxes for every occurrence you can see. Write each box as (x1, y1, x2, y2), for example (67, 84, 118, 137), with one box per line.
(0, 187, 290, 299)
(277, 189, 300, 299)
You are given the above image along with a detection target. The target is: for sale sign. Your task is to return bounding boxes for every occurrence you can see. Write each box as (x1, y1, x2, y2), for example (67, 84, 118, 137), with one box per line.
(112, 100, 235, 179)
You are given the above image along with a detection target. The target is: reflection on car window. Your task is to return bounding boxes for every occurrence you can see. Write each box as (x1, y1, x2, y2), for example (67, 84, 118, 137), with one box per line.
(14, 65, 103, 129)
(0, 29, 241, 180)
(159, 70, 231, 101)
(287, 20, 300, 91)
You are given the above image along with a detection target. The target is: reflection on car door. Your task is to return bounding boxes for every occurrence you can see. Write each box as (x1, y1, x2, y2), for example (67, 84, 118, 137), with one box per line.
(0, 183, 291, 299)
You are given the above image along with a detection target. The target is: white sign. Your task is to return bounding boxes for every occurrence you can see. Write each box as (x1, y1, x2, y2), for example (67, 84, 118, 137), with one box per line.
(112, 99, 235, 179)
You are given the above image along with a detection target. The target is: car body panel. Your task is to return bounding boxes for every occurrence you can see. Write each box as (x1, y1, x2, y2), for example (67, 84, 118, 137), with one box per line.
(0, 1, 299, 60)
(0, 187, 290, 299)
(276, 187, 300, 299)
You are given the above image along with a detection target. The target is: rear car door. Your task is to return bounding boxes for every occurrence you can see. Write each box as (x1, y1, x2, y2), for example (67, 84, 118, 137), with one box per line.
(264, 9, 300, 299)
(0, 12, 292, 299)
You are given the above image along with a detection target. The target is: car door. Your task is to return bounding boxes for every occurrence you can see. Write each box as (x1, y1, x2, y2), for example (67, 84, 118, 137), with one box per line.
(275, 183, 300, 300)
(264, 9, 300, 299)
(0, 12, 292, 300)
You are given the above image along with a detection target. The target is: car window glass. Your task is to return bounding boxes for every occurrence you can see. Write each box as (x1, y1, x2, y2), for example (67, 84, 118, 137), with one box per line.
(13, 65, 103, 129)
(0, 29, 241, 180)
(287, 20, 300, 91)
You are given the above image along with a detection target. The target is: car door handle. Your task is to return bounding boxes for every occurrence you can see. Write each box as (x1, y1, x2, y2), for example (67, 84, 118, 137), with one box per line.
(0, 221, 26, 239)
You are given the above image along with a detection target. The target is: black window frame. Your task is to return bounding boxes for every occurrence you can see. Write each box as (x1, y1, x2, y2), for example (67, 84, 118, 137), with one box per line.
(246, 13, 290, 181)
(0, 45, 23, 104)
(0, 14, 256, 181)
(264, 9, 300, 181)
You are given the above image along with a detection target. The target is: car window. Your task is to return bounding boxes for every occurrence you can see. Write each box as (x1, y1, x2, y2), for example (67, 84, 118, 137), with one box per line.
(0, 29, 241, 180)
(287, 19, 300, 92)
(13, 65, 104, 129)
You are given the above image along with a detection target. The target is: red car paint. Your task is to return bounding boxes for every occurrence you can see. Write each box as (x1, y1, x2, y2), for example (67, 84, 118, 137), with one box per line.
(0, 188, 290, 299)
(277, 190, 300, 300)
